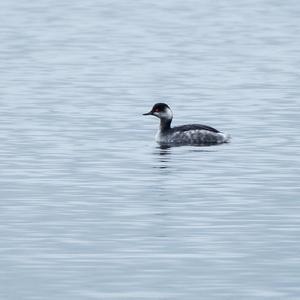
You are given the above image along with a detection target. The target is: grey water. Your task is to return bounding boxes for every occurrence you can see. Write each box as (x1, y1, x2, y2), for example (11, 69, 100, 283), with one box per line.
(1, 0, 300, 299)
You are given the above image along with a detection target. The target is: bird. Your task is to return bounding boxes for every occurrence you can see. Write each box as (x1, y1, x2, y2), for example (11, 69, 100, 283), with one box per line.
(143, 103, 230, 146)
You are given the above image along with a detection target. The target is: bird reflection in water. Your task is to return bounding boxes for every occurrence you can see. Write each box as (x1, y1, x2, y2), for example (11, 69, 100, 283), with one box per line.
(153, 145, 217, 170)
(153, 145, 172, 169)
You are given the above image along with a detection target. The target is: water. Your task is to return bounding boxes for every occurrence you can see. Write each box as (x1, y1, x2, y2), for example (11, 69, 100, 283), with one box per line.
(1, 0, 300, 299)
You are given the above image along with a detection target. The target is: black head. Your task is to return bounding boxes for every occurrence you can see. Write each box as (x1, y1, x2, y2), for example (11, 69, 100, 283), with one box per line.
(143, 103, 173, 119)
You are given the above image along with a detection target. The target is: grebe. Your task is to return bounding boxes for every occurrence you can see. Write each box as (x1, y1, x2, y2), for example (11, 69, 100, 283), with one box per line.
(143, 103, 230, 146)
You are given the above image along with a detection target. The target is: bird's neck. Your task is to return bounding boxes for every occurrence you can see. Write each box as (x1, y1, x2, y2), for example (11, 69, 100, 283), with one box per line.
(160, 118, 172, 132)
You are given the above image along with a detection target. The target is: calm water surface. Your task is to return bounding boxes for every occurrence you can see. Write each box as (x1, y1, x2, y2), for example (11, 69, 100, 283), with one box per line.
(1, 0, 300, 299)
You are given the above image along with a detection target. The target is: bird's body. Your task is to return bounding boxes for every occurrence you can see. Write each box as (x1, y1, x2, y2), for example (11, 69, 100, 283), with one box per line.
(143, 103, 230, 147)
(155, 124, 228, 146)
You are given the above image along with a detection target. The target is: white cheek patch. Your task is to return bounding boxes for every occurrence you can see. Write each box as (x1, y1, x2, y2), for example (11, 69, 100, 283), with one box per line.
(165, 108, 173, 119)
(160, 108, 173, 119)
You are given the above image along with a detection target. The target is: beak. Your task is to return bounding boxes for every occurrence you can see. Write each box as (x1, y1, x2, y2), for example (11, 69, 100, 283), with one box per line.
(143, 111, 152, 116)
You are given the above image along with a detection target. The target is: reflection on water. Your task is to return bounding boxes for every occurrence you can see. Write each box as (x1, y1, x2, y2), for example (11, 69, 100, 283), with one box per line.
(1, 0, 300, 299)
(153, 147, 172, 169)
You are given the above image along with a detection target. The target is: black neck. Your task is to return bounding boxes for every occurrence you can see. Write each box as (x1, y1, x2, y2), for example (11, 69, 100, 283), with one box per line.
(160, 118, 172, 132)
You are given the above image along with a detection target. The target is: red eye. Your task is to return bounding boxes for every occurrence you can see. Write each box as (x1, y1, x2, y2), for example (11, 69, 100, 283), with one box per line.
(154, 108, 160, 112)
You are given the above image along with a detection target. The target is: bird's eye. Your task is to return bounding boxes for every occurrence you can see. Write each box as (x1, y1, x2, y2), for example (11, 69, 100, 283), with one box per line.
(154, 108, 160, 112)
